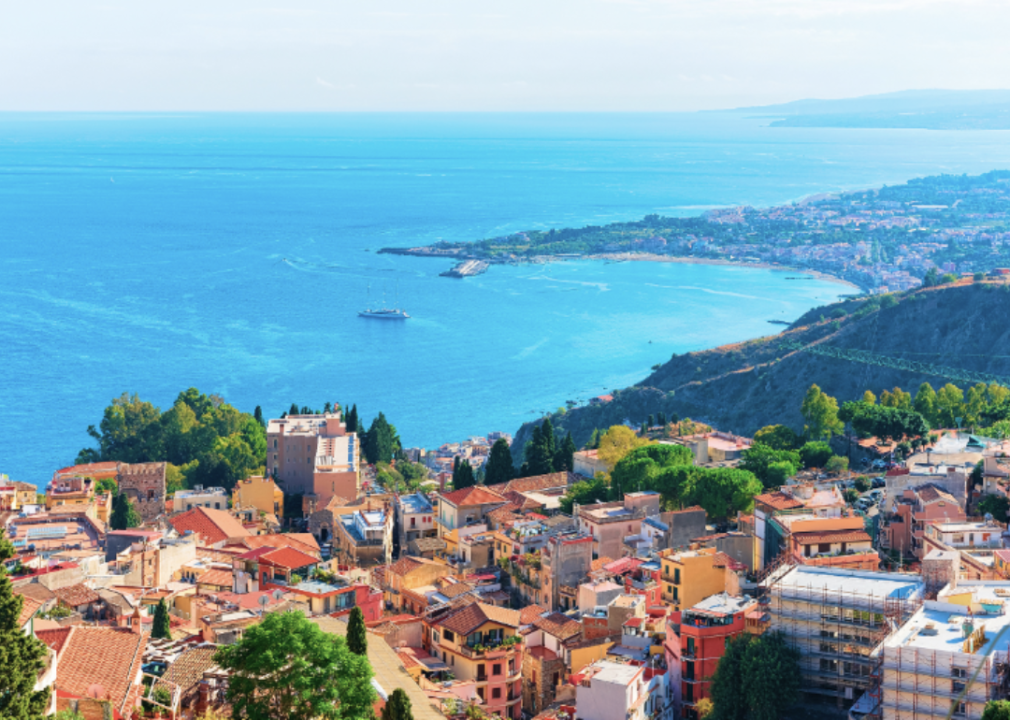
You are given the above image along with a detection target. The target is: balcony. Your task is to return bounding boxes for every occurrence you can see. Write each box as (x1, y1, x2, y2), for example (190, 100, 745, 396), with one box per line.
(456, 639, 522, 660)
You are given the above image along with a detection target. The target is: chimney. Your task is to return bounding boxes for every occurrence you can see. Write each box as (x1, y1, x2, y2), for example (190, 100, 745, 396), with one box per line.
(132, 605, 143, 634)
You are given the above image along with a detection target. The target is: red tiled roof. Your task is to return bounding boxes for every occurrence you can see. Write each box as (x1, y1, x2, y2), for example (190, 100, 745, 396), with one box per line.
(196, 569, 234, 587)
(755, 491, 804, 511)
(915, 484, 958, 505)
(487, 472, 572, 496)
(440, 486, 507, 508)
(436, 602, 520, 636)
(54, 462, 119, 477)
(235, 533, 321, 558)
(156, 645, 217, 696)
(259, 546, 319, 570)
(533, 612, 582, 641)
(17, 595, 42, 627)
(54, 583, 101, 608)
(170, 506, 250, 544)
(389, 557, 425, 577)
(519, 604, 549, 625)
(43, 627, 148, 715)
(603, 557, 642, 576)
(37, 627, 73, 655)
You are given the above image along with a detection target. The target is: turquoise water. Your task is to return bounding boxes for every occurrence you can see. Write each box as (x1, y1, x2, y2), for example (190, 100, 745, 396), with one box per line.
(5, 112, 1010, 483)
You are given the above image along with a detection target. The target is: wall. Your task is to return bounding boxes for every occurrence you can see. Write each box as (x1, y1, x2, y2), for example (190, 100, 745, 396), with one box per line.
(118, 462, 167, 520)
(662, 508, 707, 551)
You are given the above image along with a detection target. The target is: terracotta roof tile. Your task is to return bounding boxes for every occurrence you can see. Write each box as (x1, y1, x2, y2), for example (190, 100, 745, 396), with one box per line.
(519, 604, 549, 625)
(170, 507, 251, 544)
(439, 486, 507, 508)
(439, 582, 476, 599)
(755, 491, 804, 511)
(487, 472, 573, 496)
(235, 533, 321, 558)
(533, 612, 582, 641)
(915, 484, 959, 505)
(590, 557, 614, 573)
(17, 595, 42, 627)
(792, 530, 873, 545)
(15, 583, 56, 604)
(46, 627, 148, 715)
(196, 569, 234, 588)
(389, 557, 425, 577)
(258, 546, 319, 570)
(53, 583, 101, 608)
(157, 646, 218, 696)
(37, 627, 73, 655)
(437, 602, 521, 636)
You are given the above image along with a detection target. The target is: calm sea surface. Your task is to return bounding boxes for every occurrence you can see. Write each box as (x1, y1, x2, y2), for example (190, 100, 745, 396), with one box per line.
(4, 112, 1010, 483)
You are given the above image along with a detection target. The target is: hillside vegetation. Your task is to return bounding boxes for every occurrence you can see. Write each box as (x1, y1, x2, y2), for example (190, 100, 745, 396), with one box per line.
(512, 280, 1010, 457)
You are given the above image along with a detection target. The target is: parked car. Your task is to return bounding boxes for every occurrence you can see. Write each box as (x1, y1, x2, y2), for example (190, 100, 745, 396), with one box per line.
(872, 476, 886, 488)
(871, 459, 887, 469)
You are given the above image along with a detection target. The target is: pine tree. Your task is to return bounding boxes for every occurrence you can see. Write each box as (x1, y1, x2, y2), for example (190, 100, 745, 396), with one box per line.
(347, 606, 368, 656)
(381, 688, 414, 720)
(484, 439, 515, 487)
(323, 401, 333, 414)
(0, 528, 51, 717)
(289, 402, 300, 416)
(254, 406, 265, 428)
(647, 414, 655, 429)
(523, 420, 556, 476)
(657, 412, 667, 427)
(555, 433, 577, 472)
(541, 418, 557, 469)
(152, 598, 172, 640)
(453, 460, 476, 490)
(346, 404, 359, 435)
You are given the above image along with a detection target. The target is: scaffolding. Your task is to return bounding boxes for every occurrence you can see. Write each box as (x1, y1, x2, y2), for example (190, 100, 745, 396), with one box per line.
(759, 563, 923, 713)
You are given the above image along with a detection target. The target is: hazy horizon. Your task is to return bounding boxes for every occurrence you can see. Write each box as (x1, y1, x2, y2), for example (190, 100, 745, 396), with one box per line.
(5, 1, 1010, 112)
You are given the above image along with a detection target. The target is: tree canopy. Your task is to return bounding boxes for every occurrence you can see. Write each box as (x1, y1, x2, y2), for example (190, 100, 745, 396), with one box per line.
(595, 425, 650, 469)
(381, 690, 413, 720)
(152, 598, 172, 640)
(839, 400, 930, 442)
(214, 611, 375, 720)
(76, 389, 266, 491)
(739, 444, 801, 489)
(801, 384, 844, 440)
(347, 606, 368, 656)
(522, 419, 557, 476)
(0, 528, 52, 719)
(610, 443, 693, 499)
(452, 458, 476, 490)
(709, 632, 800, 720)
(983, 701, 1010, 720)
(484, 438, 515, 486)
(363, 412, 400, 465)
(752, 424, 801, 451)
(798, 441, 833, 469)
(558, 476, 610, 514)
(109, 492, 142, 531)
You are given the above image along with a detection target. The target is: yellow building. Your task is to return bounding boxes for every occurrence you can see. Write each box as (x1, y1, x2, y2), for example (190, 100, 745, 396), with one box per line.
(658, 546, 728, 612)
(232, 475, 284, 518)
(45, 476, 95, 511)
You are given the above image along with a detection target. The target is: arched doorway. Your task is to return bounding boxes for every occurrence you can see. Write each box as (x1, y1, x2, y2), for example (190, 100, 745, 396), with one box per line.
(319, 526, 329, 543)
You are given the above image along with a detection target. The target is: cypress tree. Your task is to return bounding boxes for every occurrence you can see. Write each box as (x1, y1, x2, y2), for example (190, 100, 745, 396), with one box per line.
(323, 401, 333, 414)
(381, 688, 414, 720)
(152, 598, 172, 640)
(484, 439, 515, 486)
(647, 414, 655, 429)
(289, 402, 300, 416)
(254, 405, 265, 428)
(364, 412, 394, 465)
(541, 418, 557, 468)
(523, 420, 556, 476)
(0, 529, 51, 718)
(587, 428, 601, 450)
(347, 606, 368, 656)
(346, 404, 359, 434)
(555, 432, 577, 472)
(657, 412, 667, 427)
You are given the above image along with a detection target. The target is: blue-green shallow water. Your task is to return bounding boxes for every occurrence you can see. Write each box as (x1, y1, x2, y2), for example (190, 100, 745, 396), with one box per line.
(5, 112, 1010, 483)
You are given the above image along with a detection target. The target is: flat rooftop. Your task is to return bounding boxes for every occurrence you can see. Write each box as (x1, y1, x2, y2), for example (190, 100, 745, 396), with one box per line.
(885, 592, 1010, 655)
(773, 565, 924, 600)
(689, 592, 754, 616)
(587, 660, 641, 686)
(399, 493, 432, 514)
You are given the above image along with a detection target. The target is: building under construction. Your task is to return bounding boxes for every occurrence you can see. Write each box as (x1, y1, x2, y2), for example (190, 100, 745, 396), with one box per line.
(875, 580, 1010, 720)
(760, 563, 925, 711)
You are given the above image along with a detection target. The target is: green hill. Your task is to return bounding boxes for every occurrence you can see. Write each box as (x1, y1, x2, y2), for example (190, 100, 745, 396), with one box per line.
(511, 279, 1010, 461)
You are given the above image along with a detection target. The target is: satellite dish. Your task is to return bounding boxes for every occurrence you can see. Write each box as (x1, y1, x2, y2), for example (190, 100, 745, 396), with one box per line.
(258, 595, 270, 607)
(272, 589, 284, 601)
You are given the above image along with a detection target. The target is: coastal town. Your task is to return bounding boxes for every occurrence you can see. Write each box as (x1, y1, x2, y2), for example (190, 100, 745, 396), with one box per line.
(9, 386, 1010, 720)
(381, 170, 1010, 295)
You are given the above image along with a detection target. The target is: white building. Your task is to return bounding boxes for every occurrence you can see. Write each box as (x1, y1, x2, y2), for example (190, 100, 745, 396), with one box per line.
(576, 660, 649, 720)
(878, 581, 1010, 720)
(397, 492, 436, 547)
(173, 486, 228, 513)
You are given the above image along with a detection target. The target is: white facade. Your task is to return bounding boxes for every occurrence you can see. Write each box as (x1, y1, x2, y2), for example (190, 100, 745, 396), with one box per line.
(173, 486, 228, 513)
(576, 660, 648, 720)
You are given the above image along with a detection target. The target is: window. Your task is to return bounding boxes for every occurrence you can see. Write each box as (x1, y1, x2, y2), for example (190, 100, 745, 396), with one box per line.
(818, 543, 831, 553)
(674, 568, 681, 584)
(444, 629, 455, 642)
(686, 637, 695, 656)
(492, 688, 501, 700)
(433, 630, 440, 644)
(493, 663, 502, 676)
(410, 517, 416, 528)
(952, 667, 968, 679)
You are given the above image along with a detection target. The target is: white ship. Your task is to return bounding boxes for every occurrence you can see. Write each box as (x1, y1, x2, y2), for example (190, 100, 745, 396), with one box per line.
(359, 283, 410, 319)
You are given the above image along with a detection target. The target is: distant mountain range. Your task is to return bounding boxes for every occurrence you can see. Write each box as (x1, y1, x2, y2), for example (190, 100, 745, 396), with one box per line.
(729, 89, 1010, 130)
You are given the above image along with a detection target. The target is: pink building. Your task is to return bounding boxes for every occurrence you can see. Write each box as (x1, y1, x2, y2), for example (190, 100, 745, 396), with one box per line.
(882, 483, 965, 559)
(265, 410, 360, 512)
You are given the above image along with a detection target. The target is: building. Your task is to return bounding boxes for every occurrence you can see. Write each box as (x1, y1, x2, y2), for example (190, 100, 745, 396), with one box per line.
(577, 492, 660, 561)
(117, 462, 168, 520)
(384, 556, 455, 611)
(287, 577, 383, 621)
(753, 484, 848, 570)
(782, 515, 879, 571)
(0, 479, 37, 512)
(169, 506, 251, 545)
(520, 612, 583, 716)
(668, 593, 758, 718)
(876, 580, 1010, 720)
(334, 507, 394, 569)
(436, 486, 507, 538)
(540, 531, 594, 611)
(762, 565, 924, 709)
(573, 450, 609, 478)
(398, 493, 437, 549)
(921, 519, 1006, 580)
(45, 475, 95, 510)
(574, 660, 649, 720)
(173, 486, 229, 513)
(659, 547, 738, 613)
(231, 475, 284, 518)
(265, 411, 360, 510)
(881, 484, 965, 559)
(663, 431, 753, 465)
(426, 602, 524, 719)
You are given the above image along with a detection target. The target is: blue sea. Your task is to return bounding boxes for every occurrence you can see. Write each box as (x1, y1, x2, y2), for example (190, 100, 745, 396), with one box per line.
(5, 112, 1010, 484)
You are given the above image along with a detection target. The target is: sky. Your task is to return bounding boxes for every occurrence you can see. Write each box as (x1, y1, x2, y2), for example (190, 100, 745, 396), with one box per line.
(2, 0, 1009, 112)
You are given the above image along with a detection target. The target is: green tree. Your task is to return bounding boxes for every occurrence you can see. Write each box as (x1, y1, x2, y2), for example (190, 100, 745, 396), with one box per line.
(799, 441, 834, 469)
(752, 425, 800, 451)
(289, 402, 300, 416)
(826, 455, 849, 474)
(381, 688, 414, 720)
(844, 488, 859, 504)
(936, 383, 966, 428)
(152, 598, 172, 640)
(914, 382, 938, 425)
(452, 459, 476, 490)
(558, 476, 610, 514)
(923, 267, 940, 287)
(95, 477, 118, 495)
(555, 432, 577, 473)
(586, 428, 601, 450)
(684, 468, 763, 521)
(739, 444, 801, 489)
(801, 384, 844, 440)
(254, 405, 265, 428)
(0, 528, 51, 718)
(764, 460, 797, 487)
(347, 606, 368, 657)
(853, 476, 871, 493)
(76, 392, 163, 464)
(345, 405, 360, 435)
(978, 494, 1010, 523)
(596, 425, 649, 469)
(610, 444, 693, 500)
(215, 611, 375, 720)
(709, 632, 799, 720)
(522, 420, 557, 477)
(364, 412, 396, 465)
(110, 492, 142, 530)
(484, 439, 514, 487)
(983, 700, 1010, 720)
(862, 390, 877, 404)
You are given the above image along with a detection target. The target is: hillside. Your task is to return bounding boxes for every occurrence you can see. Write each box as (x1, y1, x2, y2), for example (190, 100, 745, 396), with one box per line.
(511, 280, 1010, 462)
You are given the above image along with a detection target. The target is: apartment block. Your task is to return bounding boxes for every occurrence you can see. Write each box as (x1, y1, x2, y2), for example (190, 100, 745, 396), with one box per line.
(231, 475, 284, 518)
